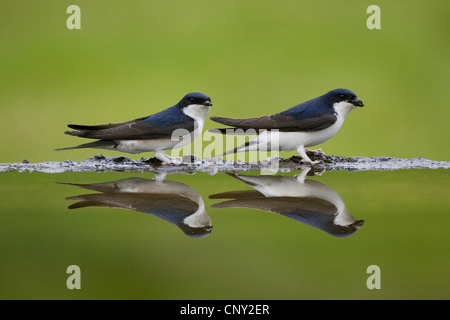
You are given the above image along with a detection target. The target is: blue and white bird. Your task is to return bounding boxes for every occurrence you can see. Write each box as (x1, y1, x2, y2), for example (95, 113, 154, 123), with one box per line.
(57, 92, 212, 164)
(209, 89, 364, 164)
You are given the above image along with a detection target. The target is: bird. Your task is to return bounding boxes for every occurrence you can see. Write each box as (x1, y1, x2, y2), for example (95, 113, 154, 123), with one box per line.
(209, 88, 364, 164)
(60, 176, 213, 238)
(209, 168, 364, 237)
(56, 92, 213, 164)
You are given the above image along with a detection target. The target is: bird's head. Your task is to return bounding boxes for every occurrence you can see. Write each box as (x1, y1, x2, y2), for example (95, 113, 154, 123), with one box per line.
(178, 92, 213, 122)
(178, 92, 213, 109)
(324, 89, 364, 108)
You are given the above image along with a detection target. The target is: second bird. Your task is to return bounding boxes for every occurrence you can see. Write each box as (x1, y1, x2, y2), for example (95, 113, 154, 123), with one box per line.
(57, 92, 212, 164)
(210, 88, 364, 164)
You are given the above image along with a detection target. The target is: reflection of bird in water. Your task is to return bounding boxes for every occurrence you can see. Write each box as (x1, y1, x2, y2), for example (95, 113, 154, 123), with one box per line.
(209, 168, 364, 237)
(61, 175, 212, 238)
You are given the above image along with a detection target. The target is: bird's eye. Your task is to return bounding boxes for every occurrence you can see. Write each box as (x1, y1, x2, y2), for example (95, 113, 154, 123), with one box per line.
(339, 94, 345, 99)
(190, 98, 195, 103)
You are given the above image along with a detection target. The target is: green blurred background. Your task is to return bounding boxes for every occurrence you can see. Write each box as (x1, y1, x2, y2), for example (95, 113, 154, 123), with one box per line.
(1, 1, 449, 300)
(0, 0, 449, 163)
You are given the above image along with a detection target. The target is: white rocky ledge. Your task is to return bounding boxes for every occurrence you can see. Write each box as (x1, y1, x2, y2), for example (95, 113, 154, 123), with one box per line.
(0, 153, 448, 174)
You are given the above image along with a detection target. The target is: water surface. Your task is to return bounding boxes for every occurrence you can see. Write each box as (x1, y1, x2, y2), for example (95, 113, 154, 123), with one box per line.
(0, 168, 448, 299)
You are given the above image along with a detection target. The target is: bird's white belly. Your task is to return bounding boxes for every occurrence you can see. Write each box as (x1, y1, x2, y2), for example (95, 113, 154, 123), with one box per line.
(257, 115, 344, 151)
(115, 139, 179, 154)
(115, 122, 204, 154)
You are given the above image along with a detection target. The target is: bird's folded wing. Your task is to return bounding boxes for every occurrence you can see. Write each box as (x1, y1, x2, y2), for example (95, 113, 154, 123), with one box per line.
(67, 193, 199, 214)
(210, 112, 336, 132)
(211, 195, 337, 216)
(66, 117, 196, 140)
(67, 116, 147, 130)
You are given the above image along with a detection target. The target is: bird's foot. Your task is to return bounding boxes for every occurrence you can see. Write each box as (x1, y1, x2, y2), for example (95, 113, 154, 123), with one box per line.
(305, 148, 325, 155)
(155, 151, 182, 165)
(297, 146, 322, 165)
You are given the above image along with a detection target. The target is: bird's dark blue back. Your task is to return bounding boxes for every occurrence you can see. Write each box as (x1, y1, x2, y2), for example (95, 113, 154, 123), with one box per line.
(143, 105, 192, 127)
(280, 96, 333, 120)
(142, 205, 193, 225)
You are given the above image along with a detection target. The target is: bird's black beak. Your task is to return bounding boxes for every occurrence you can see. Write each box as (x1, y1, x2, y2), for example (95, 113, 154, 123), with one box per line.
(203, 101, 213, 107)
(351, 98, 364, 107)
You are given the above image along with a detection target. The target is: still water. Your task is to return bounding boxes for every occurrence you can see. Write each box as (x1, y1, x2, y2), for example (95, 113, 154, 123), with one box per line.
(0, 168, 448, 299)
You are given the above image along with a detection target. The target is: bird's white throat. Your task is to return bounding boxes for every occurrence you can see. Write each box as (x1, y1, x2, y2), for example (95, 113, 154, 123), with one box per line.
(333, 101, 357, 119)
(182, 104, 211, 123)
(182, 103, 211, 143)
